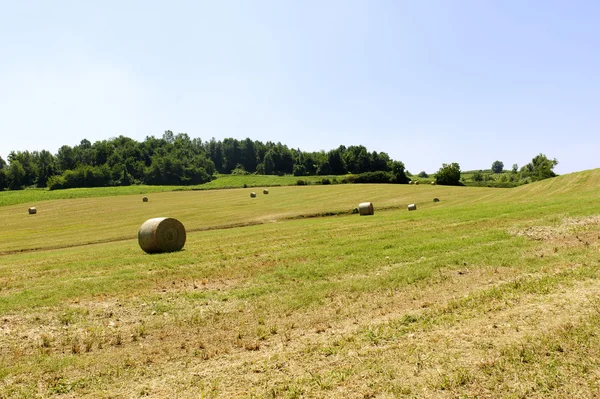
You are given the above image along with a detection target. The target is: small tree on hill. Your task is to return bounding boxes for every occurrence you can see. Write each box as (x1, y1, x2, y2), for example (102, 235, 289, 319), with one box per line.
(418, 171, 429, 178)
(521, 154, 558, 181)
(435, 163, 461, 186)
(491, 160, 504, 173)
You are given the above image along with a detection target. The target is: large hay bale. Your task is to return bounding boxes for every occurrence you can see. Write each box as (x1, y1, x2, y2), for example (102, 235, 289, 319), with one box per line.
(431, 181, 436, 185)
(263, 189, 269, 194)
(142, 196, 149, 202)
(408, 203, 417, 211)
(138, 217, 186, 254)
(250, 192, 257, 198)
(358, 202, 374, 216)
(414, 181, 420, 185)
(433, 198, 440, 202)
(28, 207, 37, 215)
(409, 181, 414, 185)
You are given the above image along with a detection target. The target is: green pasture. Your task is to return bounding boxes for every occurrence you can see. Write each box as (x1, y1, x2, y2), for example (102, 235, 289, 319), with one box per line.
(1, 169, 600, 398)
(0, 174, 338, 208)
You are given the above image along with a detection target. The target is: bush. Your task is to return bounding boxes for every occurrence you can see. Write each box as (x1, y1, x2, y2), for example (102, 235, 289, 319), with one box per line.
(321, 178, 331, 185)
(435, 163, 461, 186)
(353, 171, 392, 184)
(296, 179, 307, 186)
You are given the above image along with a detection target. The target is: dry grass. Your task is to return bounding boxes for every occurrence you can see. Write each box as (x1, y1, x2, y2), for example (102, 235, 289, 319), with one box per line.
(1, 169, 600, 397)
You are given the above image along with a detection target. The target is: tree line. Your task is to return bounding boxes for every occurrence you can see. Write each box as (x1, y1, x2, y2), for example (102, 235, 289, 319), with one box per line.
(0, 131, 409, 190)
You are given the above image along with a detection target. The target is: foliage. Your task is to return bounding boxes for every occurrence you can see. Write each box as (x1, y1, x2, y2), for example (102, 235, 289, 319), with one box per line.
(520, 153, 558, 181)
(418, 171, 429, 178)
(435, 163, 462, 186)
(1, 133, 402, 191)
(491, 160, 504, 173)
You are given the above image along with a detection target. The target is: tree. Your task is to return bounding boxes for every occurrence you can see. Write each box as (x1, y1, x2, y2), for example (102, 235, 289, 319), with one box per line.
(491, 160, 504, 173)
(435, 163, 461, 186)
(0, 169, 7, 190)
(418, 171, 429, 178)
(512, 164, 518, 173)
(0, 156, 6, 170)
(391, 161, 409, 183)
(523, 154, 558, 181)
(8, 160, 26, 190)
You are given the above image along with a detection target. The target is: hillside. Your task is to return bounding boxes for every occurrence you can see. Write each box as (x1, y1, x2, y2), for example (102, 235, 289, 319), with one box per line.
(0, 169, 599, 397)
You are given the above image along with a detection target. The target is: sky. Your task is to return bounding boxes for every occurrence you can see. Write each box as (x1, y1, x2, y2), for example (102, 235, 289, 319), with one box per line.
(1, 0, 599, 175)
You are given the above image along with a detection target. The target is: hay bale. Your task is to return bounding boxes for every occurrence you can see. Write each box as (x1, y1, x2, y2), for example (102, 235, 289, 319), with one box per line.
(408, 203, 417, 211)
(142, 196, 149, 202)
(358, 202, 374, 216)
(250, 192, 257, 198)
(433, 198, 440, 202)
(138, 217, 186, 254)
(28, 207, 37, 215)
(431, 181, 436, 185)
(414, 181, 420, 185)
(409, 181, 414, 185)
(263, 189, 269, 194)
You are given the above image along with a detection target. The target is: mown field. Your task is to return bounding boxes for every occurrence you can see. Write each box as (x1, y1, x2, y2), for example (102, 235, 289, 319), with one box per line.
(1, 170, 600, 398)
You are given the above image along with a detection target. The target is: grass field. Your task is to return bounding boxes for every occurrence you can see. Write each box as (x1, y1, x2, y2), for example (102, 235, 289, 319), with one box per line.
(1, 169, 600, 398)
(0, 174, 338, 208)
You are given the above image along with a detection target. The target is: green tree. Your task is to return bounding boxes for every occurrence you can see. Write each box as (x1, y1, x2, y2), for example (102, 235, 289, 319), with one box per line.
(435, 163, 461, 186)
(512, 163, 518, 173)
(0, 156, 6, 169)
(491, 160, 504, 173)
(391, 161, 409, 183)
(524, 154, 558, 181)
(0, 169, 7, 190)
(8, 160, 26, 190)
(417, 171, 429, 178)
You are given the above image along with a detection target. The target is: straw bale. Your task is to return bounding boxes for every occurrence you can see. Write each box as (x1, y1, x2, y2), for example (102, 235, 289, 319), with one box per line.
(28, 207, 37, 215)
(408, 204, 417, 211)
(358, 202, 374, 216)
(138, 217, 186, 254)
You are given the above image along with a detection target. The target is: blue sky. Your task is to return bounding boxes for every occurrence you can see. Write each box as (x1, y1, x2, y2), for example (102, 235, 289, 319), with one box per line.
(1, 0, 598, 174)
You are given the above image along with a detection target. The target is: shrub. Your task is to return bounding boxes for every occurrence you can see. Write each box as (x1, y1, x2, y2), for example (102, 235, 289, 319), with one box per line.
(435, 163, 461, 186)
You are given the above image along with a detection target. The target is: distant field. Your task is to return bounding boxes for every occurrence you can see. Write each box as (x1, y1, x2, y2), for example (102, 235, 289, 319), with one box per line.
(1, 169, 600, 398)
(0, 174, 343, 208)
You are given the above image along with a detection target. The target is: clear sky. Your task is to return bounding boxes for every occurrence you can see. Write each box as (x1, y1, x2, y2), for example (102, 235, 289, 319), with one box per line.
(1, 0, 599, 174)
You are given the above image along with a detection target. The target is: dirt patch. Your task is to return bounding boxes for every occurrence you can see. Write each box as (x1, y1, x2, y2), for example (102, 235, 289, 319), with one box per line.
(511, 215, 600, 241)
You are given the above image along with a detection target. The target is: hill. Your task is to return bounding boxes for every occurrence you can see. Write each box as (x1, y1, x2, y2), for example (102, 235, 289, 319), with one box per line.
(1, 169, 599, 397)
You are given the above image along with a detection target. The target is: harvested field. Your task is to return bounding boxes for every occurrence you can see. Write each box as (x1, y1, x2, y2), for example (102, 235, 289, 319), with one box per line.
(1, 169, 600, 397)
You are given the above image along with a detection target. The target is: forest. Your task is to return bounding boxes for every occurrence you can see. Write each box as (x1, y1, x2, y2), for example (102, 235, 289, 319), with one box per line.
(0, 131, 408, 190)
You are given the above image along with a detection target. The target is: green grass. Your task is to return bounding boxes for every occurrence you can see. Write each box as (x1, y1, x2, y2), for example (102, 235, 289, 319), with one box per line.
(0, 174, 347, 208)
(0, 169, 600, 397)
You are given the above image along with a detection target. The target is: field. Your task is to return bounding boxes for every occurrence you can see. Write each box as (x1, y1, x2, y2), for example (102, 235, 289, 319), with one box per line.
(1, 170, 600, 398)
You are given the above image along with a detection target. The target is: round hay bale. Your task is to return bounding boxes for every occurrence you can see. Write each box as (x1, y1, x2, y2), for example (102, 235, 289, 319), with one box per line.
(142, 196, 149, 202)
(263, 189, 269, 195)
(431, 181, 436, 185)
(414, 181, 420, 185)
(138, 217, 186, 254)
(409, 181, 414, 185)
(28, 207, 37, 215)
(358, 202, 374, 216)
(433, 198, 440, 202)
(250, 192, 257, 198)
(408, 203, 417, 211)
